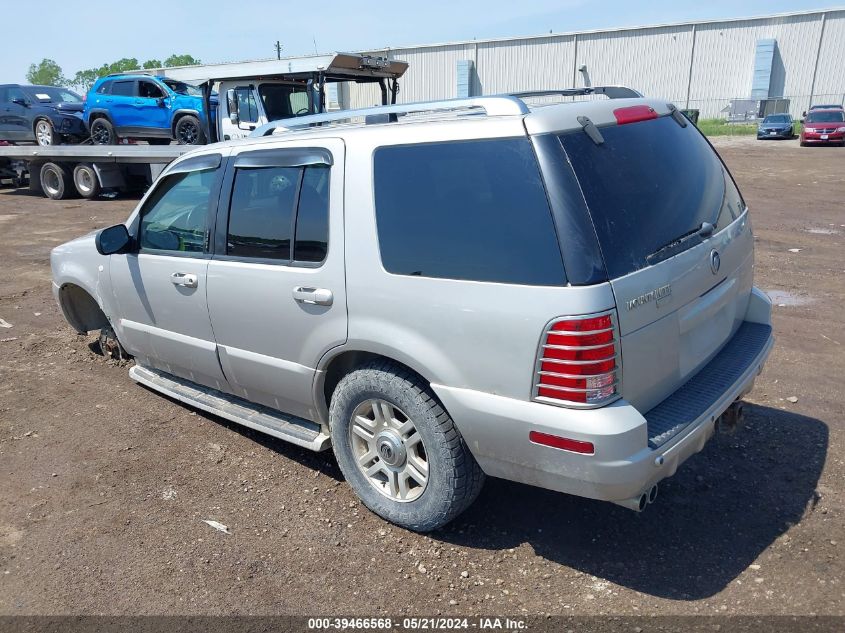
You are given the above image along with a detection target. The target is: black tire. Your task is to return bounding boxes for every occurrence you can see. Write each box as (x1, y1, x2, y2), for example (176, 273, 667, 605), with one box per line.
(28, 162, 43, 194)
(330, 360, 485, 532)
(147, 138, 171, 145)
(72, 163, 101, 199)
(174, 115, 206, 145)
(34, 119, 60, 146)
(90, 117, 117, 145)
(39, 162, 76, 200)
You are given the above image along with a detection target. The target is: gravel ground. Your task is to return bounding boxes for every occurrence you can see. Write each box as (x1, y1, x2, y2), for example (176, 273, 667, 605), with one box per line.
(0, 135, 842, 616)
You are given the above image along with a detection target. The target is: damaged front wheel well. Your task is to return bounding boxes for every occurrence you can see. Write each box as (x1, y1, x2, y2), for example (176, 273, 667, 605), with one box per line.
(59, 284, 109, 334)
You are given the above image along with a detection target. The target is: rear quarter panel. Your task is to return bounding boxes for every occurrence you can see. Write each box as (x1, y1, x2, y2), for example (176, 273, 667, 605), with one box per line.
(338, 119, 617, 399)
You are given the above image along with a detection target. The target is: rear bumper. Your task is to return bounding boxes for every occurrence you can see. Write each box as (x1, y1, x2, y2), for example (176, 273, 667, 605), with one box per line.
(434, 308, 774, 503)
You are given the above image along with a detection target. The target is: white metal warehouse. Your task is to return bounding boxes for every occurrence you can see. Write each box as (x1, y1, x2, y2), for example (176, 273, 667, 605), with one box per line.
(162, 7, 845, 120)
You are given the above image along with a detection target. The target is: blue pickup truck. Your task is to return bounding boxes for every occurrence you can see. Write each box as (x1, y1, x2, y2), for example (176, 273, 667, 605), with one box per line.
(84, 74, 215, 145)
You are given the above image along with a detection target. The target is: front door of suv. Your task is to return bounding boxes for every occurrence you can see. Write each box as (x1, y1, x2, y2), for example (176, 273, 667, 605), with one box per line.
(205, 140, 347, 420)
(109, 152, 231, 390)
(0, 87, 32, 141)
(136, 79, 171, 133)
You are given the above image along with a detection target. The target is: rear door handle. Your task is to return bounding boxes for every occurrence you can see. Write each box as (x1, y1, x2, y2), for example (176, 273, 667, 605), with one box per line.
(292, 286, 333, 306)
(170, 272, 198, 288)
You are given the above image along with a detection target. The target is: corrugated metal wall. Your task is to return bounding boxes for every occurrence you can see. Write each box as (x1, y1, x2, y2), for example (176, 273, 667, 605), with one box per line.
(346, 9, 845, 119)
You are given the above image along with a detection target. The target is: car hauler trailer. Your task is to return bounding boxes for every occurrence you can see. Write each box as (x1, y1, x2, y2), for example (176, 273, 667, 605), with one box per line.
(0, 53, 407, 200)
(145, 52, 408, 143)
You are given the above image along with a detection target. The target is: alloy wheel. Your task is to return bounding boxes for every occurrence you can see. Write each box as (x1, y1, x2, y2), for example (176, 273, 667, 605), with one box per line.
(178, 121, 198, 144)
(35, 121, 53, 146)
(349, 399, 429, 502)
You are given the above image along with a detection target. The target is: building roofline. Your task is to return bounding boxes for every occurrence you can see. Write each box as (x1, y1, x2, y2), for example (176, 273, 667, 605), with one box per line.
(362, 6, 845, 53)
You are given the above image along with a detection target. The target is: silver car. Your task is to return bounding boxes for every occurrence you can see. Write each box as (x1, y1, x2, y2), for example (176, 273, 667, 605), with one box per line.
(50, 91, 774, 531)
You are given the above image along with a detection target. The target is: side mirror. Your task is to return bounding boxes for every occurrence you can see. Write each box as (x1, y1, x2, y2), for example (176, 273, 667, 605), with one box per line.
(96, 224, 131, 255)
(156, 97, 166, 106)
(226, 89, 239, 124)
(11, 97, 28, 107)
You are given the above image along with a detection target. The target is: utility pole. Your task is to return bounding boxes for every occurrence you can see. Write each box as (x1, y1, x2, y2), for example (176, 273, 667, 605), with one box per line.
(275, 40, 283, 60)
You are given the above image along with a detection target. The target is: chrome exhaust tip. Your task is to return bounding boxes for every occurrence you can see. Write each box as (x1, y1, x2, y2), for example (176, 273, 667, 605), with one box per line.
(647, 484, 658, 504)
(612, 492, 648, 512)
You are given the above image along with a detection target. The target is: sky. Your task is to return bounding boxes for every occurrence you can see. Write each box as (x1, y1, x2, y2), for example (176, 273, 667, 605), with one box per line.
(2, 0, 841, 85)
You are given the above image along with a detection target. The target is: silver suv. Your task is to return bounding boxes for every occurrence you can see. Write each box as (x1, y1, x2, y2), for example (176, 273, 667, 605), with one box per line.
(51, 89, 774, 531)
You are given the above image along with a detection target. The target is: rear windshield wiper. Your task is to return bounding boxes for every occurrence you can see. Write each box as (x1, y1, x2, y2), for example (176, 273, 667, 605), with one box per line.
(646, 222, 713, 265)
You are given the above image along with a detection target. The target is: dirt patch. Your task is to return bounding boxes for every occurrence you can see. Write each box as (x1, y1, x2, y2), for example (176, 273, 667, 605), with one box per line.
(0, 138, 843, 616)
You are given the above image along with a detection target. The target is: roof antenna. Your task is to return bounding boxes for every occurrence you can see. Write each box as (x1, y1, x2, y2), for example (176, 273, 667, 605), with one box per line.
(313, 36, 318, 55)
(578, 65, 591, 88)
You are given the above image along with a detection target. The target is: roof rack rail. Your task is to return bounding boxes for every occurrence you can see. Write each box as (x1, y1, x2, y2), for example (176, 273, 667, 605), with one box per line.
(252, 95, 529, 136)
(511, 86, 643, 99)
(106, 71, 154, 77)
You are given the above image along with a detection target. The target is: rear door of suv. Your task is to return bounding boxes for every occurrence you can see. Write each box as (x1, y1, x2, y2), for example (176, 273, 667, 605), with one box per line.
(205, 139, 346, 420)
(107, 79, 138, 131)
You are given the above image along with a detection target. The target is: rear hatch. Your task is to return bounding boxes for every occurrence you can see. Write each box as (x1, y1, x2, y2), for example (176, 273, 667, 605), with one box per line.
(555, 106, 754, 413)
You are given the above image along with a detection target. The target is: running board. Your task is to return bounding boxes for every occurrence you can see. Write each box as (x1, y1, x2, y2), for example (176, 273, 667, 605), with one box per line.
(129, 365, 331, 452)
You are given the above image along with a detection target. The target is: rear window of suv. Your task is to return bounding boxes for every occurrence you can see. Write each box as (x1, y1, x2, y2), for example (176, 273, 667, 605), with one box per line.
(559, 115, 743, 279)
(373, 138, 565, 286)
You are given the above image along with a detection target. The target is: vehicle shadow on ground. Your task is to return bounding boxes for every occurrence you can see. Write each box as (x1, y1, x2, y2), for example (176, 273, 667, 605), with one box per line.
(134, 381, 346, 481)
(0, 187, 143, 201)
(437, 403, 828, 600)
(142, 385, 827, 600)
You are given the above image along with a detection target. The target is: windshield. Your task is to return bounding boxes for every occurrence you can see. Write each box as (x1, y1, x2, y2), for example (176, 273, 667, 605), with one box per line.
(763, 115, 790, 124)
(162, 79, 202, 96)
(27, 87, 81, 103)
(806, 111, 845, 123)
(559, 115, 744, 278)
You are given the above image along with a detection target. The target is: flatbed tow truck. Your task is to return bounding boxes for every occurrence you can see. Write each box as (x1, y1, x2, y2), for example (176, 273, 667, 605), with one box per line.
(0, 53, 406, 200)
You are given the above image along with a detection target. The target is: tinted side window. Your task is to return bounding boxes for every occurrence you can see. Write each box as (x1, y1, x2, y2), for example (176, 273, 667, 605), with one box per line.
(7, 86, 27, 102)
(294, 167, 330, 262)
(373, 138, 565, 286)
(234, 87, 259, 123)
(111, 81, 135, 97)
(139, 81, 164, 98)
(140, 169, 216, 253)
(227, 167, 300, 260)
(96, 81, 111, 95)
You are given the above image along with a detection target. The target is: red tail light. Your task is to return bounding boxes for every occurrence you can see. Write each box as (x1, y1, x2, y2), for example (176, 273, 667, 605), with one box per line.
(533, 311, 621, 407)
(613, 105, 658, 125)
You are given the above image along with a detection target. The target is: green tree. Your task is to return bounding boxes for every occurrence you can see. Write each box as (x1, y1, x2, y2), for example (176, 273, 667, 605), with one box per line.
(71, 69, 100, 91)
(164, 54, 200, 67)
(71, 58, 141, 91)
(26, 59, 66, 86)
(104, 58, 141, 74)
(69, 54, 201, 91)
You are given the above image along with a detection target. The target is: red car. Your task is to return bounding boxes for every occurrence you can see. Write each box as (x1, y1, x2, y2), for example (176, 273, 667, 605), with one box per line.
(800, 109, 845, 146)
